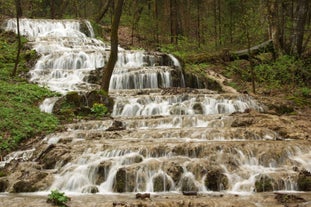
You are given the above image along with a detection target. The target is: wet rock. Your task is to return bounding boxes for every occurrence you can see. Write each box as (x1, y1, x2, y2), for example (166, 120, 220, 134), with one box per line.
(231, 117, 254, 127)
(166, 162, 184, 183)
(96, 160, 112, 185)
(12, 180, 37, 193)
(204, 169, 228, 191)
(37, 144, 71, 169)
(106, 120, 126, 131)
(122, 155, 143, 165)
(85, 67, 103, 84)
(180, 176, 199, 192)
(11, 171, 49, 193)
(255, 175, 274, 192)
(113, 168, 135, 193)
(192, 103, 204, 114)
(297, 170, 311, 191)
(153, 175, 172, 192)
(0, 177, 8, 192)
(135, 193, 151, 200)
(81, 185, 99, 194)
(274, 193, 306, 204)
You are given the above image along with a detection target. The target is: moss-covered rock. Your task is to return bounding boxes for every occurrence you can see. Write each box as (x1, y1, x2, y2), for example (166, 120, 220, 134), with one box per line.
(204, 169, 228, 191)
(166, 162, 184, 183)
(96, 160, 112, 185)
(81, 185, 99, 194)
(297, 170, 311, 191)
(180, 176, 198, 192)
(153, 174, 172, 192)
(53, 90, 113, 122)
(113, 168, 127, 193)
(0, 177, 8, 192)
(255, 175, 274, 192)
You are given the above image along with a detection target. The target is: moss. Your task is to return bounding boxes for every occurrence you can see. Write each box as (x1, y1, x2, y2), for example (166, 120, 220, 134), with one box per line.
(255, 175, 274, 192)
(204, 169, 228, 191)
(153, 175, 171, 192)
(297, 170, 311, 191)
(113, 168, 127, 193)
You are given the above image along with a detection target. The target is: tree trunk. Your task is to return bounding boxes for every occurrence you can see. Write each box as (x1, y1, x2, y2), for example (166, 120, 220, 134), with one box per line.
(96, 0, 112, 23)
(101, 0, 124, 92)
(246, 29, 256, 94)
(267, 0, 281, 58)
(154, 0, 159, 45)
(50, 0, 55, 19)
(131, 1, 144, 45)
(197, 0, 201, 48)
(294, 0, 308, 56)
(169, 0, 178, 44)
(12, 0, 22, 77)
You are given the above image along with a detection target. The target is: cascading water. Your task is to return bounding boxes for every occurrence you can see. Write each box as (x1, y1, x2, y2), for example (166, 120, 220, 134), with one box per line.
(1, 18, 311, 206)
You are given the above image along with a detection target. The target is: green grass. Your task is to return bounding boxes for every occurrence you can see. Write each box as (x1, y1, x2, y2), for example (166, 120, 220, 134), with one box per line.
(0, 30, 59, 155)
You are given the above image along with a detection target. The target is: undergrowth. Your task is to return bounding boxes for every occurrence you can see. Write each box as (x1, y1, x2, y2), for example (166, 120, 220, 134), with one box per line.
(0, 30, 59, 155)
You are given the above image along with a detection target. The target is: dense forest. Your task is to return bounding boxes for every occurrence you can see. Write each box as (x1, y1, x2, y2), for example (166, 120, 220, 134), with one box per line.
(1, 0, 311, 89)
(0, 0, 311, 155)
(1, 0, 311, 57)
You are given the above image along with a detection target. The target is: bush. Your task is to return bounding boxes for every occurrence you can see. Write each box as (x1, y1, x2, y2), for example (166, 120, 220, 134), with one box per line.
(91, 103, 108, 116)
(47, 190, 70, 207)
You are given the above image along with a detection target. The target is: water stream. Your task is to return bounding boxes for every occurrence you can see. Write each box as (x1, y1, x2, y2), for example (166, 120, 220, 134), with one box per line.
(1, 18, 311, 206)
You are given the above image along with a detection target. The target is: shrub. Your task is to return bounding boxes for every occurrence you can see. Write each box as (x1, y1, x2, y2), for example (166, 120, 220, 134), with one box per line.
(47, 190, 70, 207)
(91, 103, 108, 116)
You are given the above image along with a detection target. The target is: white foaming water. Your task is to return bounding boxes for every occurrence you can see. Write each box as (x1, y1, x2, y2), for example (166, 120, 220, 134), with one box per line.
(0, 149, 35, 168)
(112, 94, 264, 117)
(2, 18, 310, 199)
(5, 18, 185, 95)
(39, 97, 60, 113)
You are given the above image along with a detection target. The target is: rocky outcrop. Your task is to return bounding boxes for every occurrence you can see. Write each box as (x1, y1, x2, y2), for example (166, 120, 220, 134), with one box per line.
(4, 162, 54, 193)
(37, 144, 72, 169)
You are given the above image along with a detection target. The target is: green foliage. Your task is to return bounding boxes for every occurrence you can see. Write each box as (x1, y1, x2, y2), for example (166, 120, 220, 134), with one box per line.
(0, 31, 59, 155)
(299, 87, 311, 98)
(254, 55, 302, 89)
(161, 36, 204, 61)
(91, 103, 108, 116)
(225, 55, 306, 90)
(47, 190, 70, 207)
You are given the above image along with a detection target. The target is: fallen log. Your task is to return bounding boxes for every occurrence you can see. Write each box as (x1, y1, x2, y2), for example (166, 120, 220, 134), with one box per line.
(230, 40, 273, 60)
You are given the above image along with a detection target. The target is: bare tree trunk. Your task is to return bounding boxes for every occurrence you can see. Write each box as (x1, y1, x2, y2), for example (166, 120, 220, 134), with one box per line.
(154, 0, 159, 45)
(197, 0, 201, 48)
(12, 0, 22, 77)
(246, 29, 256, 94)
(294, 0, 308, 56)
(101, 0, 124, 92)
(267, 0, 281, 59)
(213, 0, 218, 47)
(131, 1, 144, 45)
(96, 0, 112, 23)
(50, 0, 55, 19)
(169, 0, 178, 44)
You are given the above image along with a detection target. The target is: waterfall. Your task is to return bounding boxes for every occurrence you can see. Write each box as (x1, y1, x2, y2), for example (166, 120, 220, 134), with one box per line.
(1, 18, 310, 200)
(5, 18, 185, 95)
